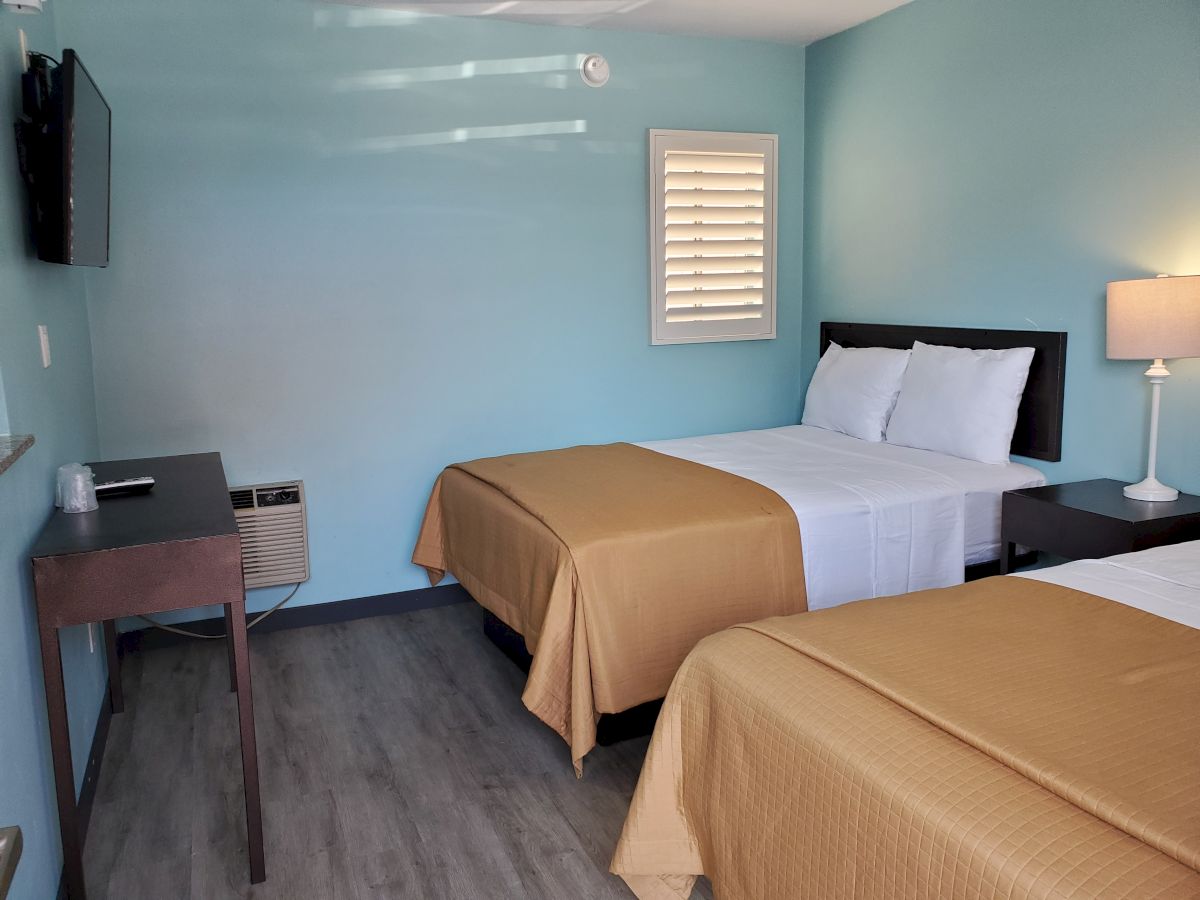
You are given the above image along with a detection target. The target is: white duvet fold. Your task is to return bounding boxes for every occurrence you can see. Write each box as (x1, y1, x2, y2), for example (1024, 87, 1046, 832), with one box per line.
(1018, 542, 1200, 630)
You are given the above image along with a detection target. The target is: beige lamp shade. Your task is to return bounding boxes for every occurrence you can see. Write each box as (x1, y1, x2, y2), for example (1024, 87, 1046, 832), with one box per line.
(1107, 275, 1200, 360)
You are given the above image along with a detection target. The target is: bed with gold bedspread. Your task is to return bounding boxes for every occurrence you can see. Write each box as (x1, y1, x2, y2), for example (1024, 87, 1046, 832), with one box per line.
(612, 568, 1200, 899)
(413, 442, 807, 772)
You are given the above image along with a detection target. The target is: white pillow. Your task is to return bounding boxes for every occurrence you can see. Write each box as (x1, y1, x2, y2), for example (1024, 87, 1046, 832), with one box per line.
(885, 341, 1035, 464)
(801, 342, 912, 442)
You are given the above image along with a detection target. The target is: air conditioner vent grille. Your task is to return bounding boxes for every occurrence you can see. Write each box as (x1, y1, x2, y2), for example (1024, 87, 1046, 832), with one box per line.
(227, 481, 309, 589)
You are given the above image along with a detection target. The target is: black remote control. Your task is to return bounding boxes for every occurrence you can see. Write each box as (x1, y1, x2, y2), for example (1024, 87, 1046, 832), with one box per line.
(95, 476, 155, 498)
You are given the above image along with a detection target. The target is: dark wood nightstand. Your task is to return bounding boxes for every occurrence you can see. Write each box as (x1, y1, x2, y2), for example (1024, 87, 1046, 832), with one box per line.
(999, 478, 1200, 574)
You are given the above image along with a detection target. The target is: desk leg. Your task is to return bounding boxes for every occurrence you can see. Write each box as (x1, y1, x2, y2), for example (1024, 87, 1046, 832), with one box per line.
(38, 620, 86, 900)
(999, 538, 1017, 575)
(102, 621, 123, 714)
(223, 604, 238, 693)
(227, 600, 265, 884)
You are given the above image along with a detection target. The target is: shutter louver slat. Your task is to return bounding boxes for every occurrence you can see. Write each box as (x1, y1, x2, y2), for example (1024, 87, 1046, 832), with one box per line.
(664, 239, 764, 259)
(665, 288, 763, 308)
(665, 207, 763, 225)
(665, 223, 764, 241)
(665, 189, 765, 207)
(664, 152, 765, 174)
(665, 256, 763, 275)
(664, 171, 764, 190)
(666, 272, 764, 291)
(666, 304, 765, 323)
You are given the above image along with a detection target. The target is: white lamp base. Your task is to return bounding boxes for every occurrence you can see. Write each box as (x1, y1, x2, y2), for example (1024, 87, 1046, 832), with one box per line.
(1123, 359, 1179, 503)
(1123, 476, 1179, 502)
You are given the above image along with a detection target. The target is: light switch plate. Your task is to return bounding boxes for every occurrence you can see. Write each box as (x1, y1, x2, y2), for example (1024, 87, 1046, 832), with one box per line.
(37, 324, 50, 367)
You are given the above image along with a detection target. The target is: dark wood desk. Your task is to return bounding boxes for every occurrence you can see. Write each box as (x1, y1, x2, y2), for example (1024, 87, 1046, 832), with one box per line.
(30, 453, 264, 899)
(1000, 478, 1200, 573)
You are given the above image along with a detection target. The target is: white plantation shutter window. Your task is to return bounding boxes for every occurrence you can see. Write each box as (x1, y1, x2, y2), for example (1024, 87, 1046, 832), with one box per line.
(649, 129, 778, 345)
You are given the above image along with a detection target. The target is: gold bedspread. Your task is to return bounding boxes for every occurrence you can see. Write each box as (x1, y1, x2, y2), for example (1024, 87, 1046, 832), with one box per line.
(612, 577, 1200, 898)
(412, 442, 806, 772)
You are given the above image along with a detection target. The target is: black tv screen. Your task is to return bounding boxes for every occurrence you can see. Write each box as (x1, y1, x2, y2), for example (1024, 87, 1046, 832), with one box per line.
(18, 49, 111, 267)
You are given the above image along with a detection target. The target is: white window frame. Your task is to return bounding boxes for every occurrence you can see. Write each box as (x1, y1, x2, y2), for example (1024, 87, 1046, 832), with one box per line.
(648, 129, 778, 345)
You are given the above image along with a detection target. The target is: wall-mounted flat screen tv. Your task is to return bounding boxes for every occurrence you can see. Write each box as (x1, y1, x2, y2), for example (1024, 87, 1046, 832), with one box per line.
(17, 49, 111, 267)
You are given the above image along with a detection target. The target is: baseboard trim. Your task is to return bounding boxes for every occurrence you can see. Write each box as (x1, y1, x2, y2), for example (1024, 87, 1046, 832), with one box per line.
(117, 583, 471, 655)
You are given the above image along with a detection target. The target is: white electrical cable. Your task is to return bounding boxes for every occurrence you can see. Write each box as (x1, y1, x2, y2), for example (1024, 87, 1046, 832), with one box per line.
(135, 583, 301, 640)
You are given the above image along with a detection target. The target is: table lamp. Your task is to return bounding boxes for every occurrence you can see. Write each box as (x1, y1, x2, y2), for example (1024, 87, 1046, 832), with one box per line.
(1106, 274, 1200, 501)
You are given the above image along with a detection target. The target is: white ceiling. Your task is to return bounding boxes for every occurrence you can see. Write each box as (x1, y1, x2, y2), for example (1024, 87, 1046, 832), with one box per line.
(338, 0, 912, 46)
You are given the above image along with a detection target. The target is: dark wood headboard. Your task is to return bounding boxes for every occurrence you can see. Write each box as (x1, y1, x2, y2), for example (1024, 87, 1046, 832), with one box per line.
(819, 322, 1068, 462)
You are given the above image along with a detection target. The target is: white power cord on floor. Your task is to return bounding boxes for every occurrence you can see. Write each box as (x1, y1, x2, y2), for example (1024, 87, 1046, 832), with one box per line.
(135, 583, 301, 640)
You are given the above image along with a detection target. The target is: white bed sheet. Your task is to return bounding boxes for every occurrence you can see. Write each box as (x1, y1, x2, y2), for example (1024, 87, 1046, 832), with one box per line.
(1017, 542, 1200, 630)
(639, 425, 1044, 610)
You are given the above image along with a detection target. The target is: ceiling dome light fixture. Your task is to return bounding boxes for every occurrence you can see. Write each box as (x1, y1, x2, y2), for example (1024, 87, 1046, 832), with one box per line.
(580, 53, 610, 88)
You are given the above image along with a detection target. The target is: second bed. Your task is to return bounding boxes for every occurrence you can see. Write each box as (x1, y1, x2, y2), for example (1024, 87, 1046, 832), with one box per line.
(611, 541, 1200, 899)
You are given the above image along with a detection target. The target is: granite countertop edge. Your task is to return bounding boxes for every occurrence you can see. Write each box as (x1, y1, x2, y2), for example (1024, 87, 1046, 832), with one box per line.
(0, 435, 35, 478)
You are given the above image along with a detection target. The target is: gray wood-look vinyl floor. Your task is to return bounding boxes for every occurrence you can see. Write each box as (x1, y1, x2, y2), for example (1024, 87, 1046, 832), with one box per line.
(82, 602, 714, 899)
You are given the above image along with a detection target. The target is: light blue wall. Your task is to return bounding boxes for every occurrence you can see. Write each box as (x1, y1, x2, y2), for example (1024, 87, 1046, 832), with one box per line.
(804, 0, 1200, 489)
(0, 9, 108, 900)
(55, 1, 807, 618)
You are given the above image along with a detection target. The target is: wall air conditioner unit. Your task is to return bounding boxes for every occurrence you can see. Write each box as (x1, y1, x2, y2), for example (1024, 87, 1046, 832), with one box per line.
(227, 481, 310, 589)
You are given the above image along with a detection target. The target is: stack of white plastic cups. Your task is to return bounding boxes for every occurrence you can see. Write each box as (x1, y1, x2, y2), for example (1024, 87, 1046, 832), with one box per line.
(57, 463, 98, 513)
